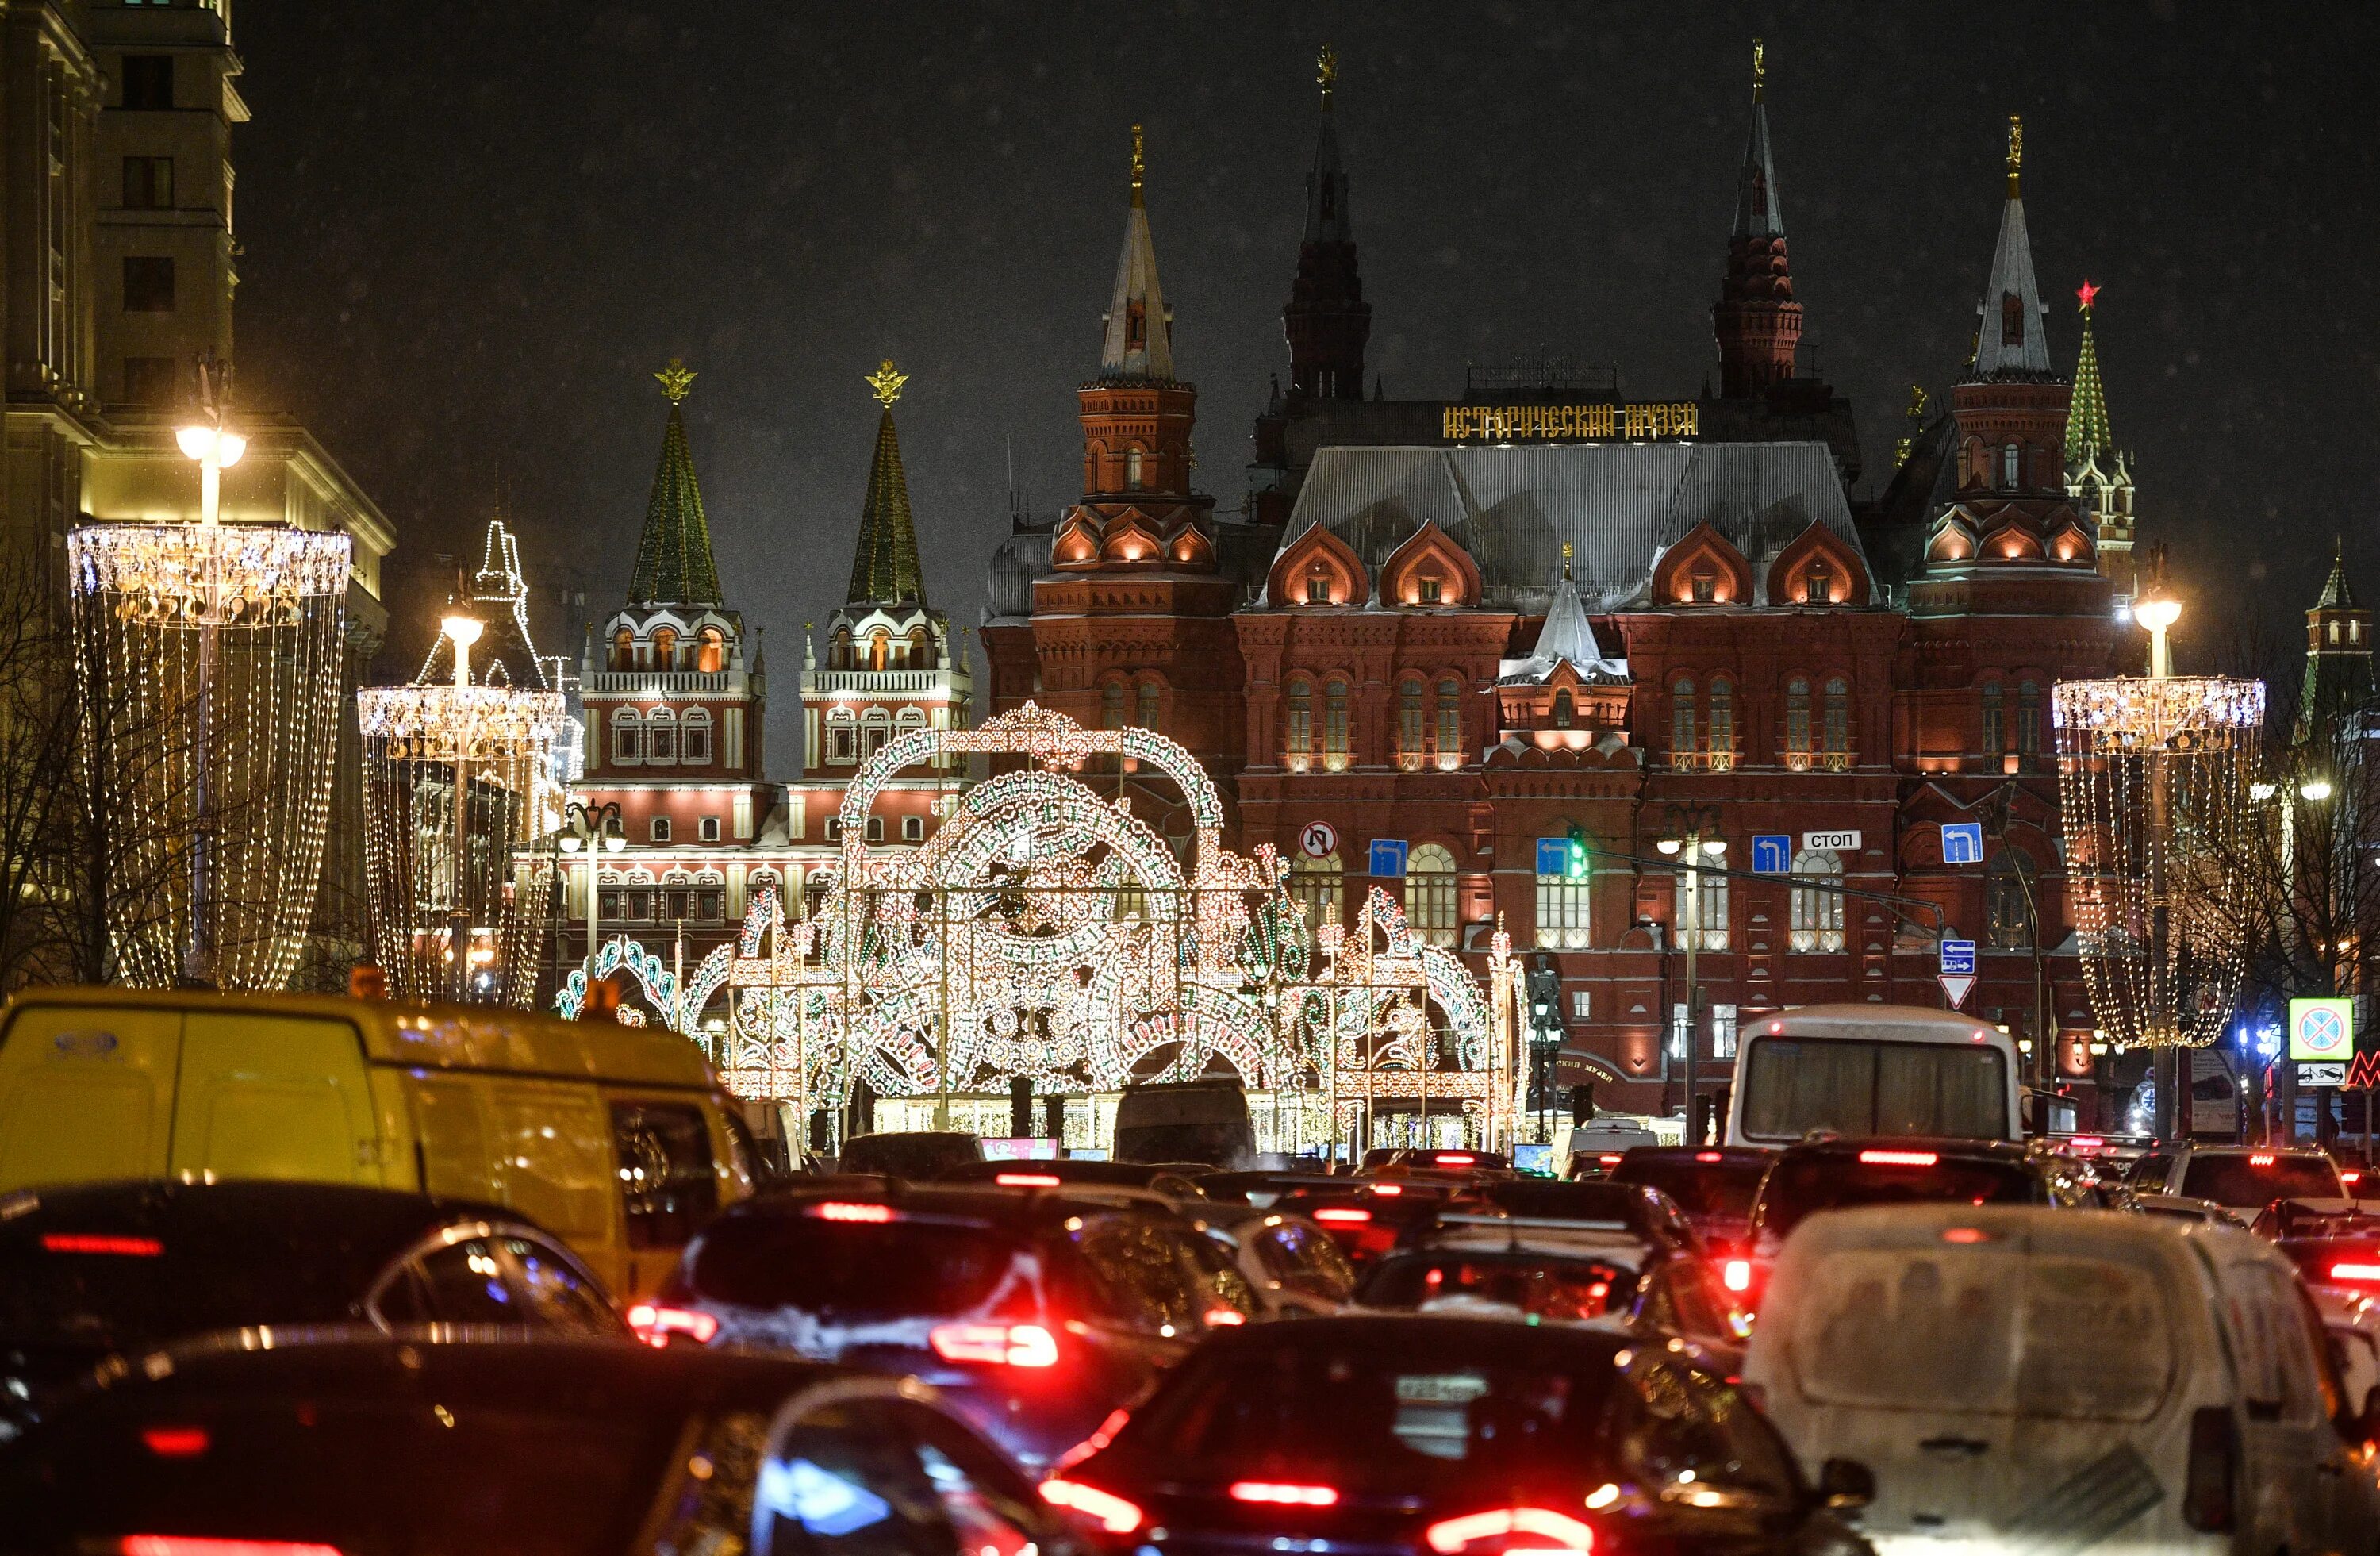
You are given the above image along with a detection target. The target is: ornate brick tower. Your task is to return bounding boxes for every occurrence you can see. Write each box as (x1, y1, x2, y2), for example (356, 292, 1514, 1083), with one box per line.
(1284, 44, 1370, 404)
(2301, 545, 2374, 743)
(2064, 281, 2140, 608)
(1710, 40, 1801, 399)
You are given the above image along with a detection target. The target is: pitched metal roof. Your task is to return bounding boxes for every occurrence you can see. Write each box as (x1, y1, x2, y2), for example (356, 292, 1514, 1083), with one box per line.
(1277, 441, 1863, 611)
(628, 383, 724, 608)
(847, 408, 927, 608)
(1971, 194, 2053, 380)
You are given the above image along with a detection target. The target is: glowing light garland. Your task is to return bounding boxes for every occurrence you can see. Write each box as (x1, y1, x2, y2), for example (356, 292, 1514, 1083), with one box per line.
(67, 522, 351, 990)
(2054, 674, 2264, 1048)
(693, 702, 1519, 1151)
(359, 680, 570, 1006)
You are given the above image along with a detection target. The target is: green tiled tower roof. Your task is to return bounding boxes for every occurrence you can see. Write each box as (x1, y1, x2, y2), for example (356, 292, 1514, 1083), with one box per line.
(628, 359, 724, 606)
(846, 360, 927, 606)
(2066, 282, 2111, 462)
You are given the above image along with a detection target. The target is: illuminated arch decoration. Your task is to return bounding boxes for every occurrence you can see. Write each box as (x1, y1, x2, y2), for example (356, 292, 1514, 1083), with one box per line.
(554, 932, 732, 1033)
(716, 703, 1520, 1150)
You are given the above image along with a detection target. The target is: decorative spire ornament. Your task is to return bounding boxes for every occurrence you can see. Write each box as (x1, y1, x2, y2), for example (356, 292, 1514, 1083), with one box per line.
(1318, 43, 1337, 109)
(2006, 113, 2023, 198)
(1752, 36, 1764, 101)
(866, 358, 908, 408)
(1129, 123, 1145, 207)
(655, 357, 697, 404)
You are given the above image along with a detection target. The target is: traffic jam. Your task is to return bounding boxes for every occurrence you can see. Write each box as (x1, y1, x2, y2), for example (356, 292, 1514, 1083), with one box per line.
(2, 986, 2378, 1553)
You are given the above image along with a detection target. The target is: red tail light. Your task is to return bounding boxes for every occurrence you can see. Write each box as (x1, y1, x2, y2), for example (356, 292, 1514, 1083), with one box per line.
(1424, 1508, 1596, 1556)
(930, 1322, 1059, 1367)
(1203, 1307, 1247, 1327)
(140, 1426, 209, 1458)
(43, 1233, 163, 1257)
(1597, 1154, 1623, 1167)
(2328, 1262, 2380, 1285)
(996, 1173, 1063, 1188)
(2345, 1170, 2364, 1187)
(1314, 1207, 1372, 1224)
(1695, 1151, 1724, 1163)
(1369, 1183, 1405, 1197)
(809, 1201, 895, 1223)
(2184, 1407, 2236, 1531)
(119, 1543, 344, 1556)
(1434, 1153, 1476, 1167)
(1942, 1227, 1992, 1245)
(625, 1303, 719, 1347)
(1857, 1149, 1939, 1167)
(1041, 1477, 1145, 1533)
(2248, 1154, 2276, 1168)
(1722, 1258, 1752, 1293)
(1230, 1481, 1339, 1507)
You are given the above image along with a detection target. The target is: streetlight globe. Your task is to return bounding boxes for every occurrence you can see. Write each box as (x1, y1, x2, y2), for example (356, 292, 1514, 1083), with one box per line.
(214, 432, 247, 469)
(2249, 782, 2278, 801)
(175, 425, 214, 461)
(605, 831, 628, 855)
(1702, 839, 1726, 857)
(1656, 837, 1682, 856)
(441, 615, 485, 651)
(559, 834, 582, 854)
(2300, 778, 2335, 803)
(2132, 594, 2182, 634)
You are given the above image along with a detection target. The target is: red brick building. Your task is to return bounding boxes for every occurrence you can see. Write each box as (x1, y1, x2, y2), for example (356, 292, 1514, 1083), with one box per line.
(985, 80, 2141, 1133)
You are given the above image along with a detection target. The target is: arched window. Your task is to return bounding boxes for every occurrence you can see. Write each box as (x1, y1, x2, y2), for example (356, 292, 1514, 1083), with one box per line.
(861, 709, 892, 759)
(1406, 843, 1458, 947)
(612, 709, 642, 764)
(1803, 557, 1833, 605)
(2332, 620, 2343, 645)
(1681, 866, 1729, 952)
(1306, 570, 1330, 605)
(1690, 565, 1717, 604)
(1790, 847, 1845, 953)
(1535, 833, 1591, 950)
(909, 626, 931, 668)
(896, 707, 927, 736)
(1290, 851, 1341, 947)
(697, 628, 725, 674)
(643, 707, 675, 763)
(831, 628, 852, 670)
(1671, 678, 1697, 767)
(1552, 688, 1575, 730)
(2017, 680, 2041, 758)
(2001, 442, 2021, 487)
(1284, 678, 1313, 770)
(1707, 678, 1735, 769)
(1399, 678, 1425, 768)
(1323, 678, 1350, 771)
(1100, 681, 1126, 731)
(1784, 677, 1811, 769)
(1434, 678, 1462, 770)
(1126, 448, 1143, 490)
(826, 707, 856, 764)
(1138, 681, 1161, 729)
(1981, 682, 2006, 755)
(611, 628, 634, 670)
(869, 630, 891, 672)
(1987, 847, 2038, 949)
(652, 627, 678, 669)
(1821, 678, 1850, 766)
(680, 709, 712, 764)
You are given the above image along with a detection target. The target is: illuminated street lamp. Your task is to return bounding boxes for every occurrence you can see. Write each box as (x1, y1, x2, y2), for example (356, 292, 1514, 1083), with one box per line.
(1655, 805, 1726, 1144)
(558, 799, 627, 981)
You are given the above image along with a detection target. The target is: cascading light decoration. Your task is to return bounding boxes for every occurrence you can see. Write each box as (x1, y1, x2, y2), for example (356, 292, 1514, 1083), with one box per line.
(67, 520, 351, 990)
(2053, 672, 2263, 1048)
(359, 618, 566, 1007)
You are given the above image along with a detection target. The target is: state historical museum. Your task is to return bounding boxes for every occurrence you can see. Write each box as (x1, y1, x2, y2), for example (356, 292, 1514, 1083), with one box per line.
(981, 59, 2146, 1133)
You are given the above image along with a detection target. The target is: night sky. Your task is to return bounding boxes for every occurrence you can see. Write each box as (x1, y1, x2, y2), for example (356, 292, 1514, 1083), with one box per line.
(228, 3, 2378, 770)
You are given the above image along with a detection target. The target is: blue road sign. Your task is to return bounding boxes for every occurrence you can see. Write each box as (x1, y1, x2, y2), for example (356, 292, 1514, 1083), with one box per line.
(1751, 834, 1792, 874)
(1536, 838, 1571, 877)
(1941, 821, 1985, 866)
(1370, 839, 1409, 878)
(1940, 939, 1977, 976)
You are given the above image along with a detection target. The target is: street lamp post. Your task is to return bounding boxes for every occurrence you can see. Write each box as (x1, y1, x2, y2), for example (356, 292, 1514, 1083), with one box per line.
(1656, 806, 1726, 1145)
(440, 615, 484, 1001)
(171, 359, 248, 987)
(556, 799, 625, 982)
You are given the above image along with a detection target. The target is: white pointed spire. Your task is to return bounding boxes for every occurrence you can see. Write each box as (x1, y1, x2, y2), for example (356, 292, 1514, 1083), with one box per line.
(1098, 124, 1176, 381)
(1531, 551, 1610, 669)
(1971, 114, 2052, 379)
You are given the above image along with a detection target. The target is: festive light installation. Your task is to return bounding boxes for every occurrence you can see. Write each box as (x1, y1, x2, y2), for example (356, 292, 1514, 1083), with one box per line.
(698, 702, 1518, 1151)
(358, 613, 568, 1005)
(2054, 667, 2263, 1050)
(67, 515, 351, 990)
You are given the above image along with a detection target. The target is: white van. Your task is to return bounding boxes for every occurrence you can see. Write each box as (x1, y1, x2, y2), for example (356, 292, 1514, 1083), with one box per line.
(1744, 1202, 2380, 1554)
(1726, 1004, 2022, 1147)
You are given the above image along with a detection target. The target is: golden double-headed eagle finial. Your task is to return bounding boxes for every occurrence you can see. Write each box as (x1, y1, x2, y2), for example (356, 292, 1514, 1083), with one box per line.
(2006, 113, 2024, 197)
(1319, 44, 1338, 108)
(1130, 124, 1145, 204)
(1752, 38, 1764, 101)
(654, 358, 696, 403)
(866, 359, 908, 409)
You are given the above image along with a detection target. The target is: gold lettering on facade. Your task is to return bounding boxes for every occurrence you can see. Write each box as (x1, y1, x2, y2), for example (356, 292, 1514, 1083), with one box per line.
(1441, 402, 1694, 442)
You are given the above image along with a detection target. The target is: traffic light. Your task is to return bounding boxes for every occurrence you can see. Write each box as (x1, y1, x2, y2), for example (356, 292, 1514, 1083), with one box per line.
(1565, 822, 1590, 880)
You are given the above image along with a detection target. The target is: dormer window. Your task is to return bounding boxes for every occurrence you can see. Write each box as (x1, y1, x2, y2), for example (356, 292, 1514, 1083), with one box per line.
(2001, 290, 2024, 346)
(1803, 559, 1832, 605)
(1553, 689, 1574, 729)
(1125, 302, 1146, 352)
(1690, 566, 1717, 604)
(1418, 577, 1441, 605)
(1307, 574, 1330, 605)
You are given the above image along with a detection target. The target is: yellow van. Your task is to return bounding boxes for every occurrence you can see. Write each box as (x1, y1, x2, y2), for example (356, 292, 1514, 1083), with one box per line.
(0, 987, 754, 1298)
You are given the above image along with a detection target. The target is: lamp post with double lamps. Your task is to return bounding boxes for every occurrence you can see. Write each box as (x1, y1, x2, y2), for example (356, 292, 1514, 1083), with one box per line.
(1656, 805, 1726, 1145)
(556, 800, 626, 980)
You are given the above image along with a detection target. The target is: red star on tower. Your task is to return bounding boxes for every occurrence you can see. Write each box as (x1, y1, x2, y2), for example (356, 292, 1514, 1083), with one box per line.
(2076, 278, 2101, 313)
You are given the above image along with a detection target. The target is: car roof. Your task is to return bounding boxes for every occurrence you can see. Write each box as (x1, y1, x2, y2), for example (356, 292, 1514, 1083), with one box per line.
(1192, 1309, 1634, 1362)
(712, 1180, 1157, 1230)
(0, 1178, 512, 1252)
(1619, 1146, 1770, 1166)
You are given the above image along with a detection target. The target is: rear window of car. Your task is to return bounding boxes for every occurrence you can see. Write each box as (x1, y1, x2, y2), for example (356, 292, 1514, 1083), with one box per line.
(1756, 1155, 2042, 1240)
(1782, 1243, 2175, 1421)
(0, 1234, 385, 1348)
(1612, 1158, 1764, 1220)
(1117, 1333, 1622, 1494)
(686, 1213, 1022, 1317)
(2181, 1155, 2343, 1208)
(1358, 1253, 1641, 1322)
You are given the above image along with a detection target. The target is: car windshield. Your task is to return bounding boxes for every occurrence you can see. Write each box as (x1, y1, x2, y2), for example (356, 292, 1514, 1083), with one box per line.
(1613, 1158, 1764, 1220)
(1358, 1252, 1641, 1321)
(686, 1214, 1021, 1318)
(1115, 1330, 1624, 1495)
(1476, 1181, 1649, 1228)
(2181, 1155, 2342, 1208)
(838, 1135, 981, 1179)
(1756, 1155, 2040, 1240)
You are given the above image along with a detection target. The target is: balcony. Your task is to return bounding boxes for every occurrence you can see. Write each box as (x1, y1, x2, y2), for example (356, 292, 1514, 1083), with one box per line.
(803, 669, 946, 694)
(587, 670, 739, 694)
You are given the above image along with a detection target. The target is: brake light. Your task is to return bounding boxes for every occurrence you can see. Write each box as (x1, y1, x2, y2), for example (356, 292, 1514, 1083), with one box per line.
(1435, 1153, 1476, 1167)
(1314, 1207, 1372, 1224)
(1370, 1182, 1404, 1197)
(1231, 1481, 1339, 1507)
(930, 1322, 1059, 1367)
(2346, 1170, 2364, 1187)
(1424, 1507, 1596, 1556)
(809, 1201, 896, 1223)
(140, 1426, 209, 1458)
(1722, 1258, 1752, 1293)
(2183, 1407, 2236, 1531)
(996, 1173, 1063, 1188)
(43, 1233, 163, 1257)
(2070, 1135, 2104, 1150)
(1695, 1151, 1724, 1163)
(625, 1304, 719, 1347)
(2329, 1262, 2380, 1284)
(1942, 1227, 1991, 1244)
(1857, 1150, 1939, 1167)
(2249, 1154, 2276, 1167)
(119, 1542, 344, 1556)
(1598, 1154, 1623, 1167)
(1203, 1307, 1247, 1327)
(1041, 1477, 1145, 1534)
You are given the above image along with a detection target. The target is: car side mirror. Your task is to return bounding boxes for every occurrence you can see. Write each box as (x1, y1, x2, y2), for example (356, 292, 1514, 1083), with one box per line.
(1817, 1457, 1875, 1511)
